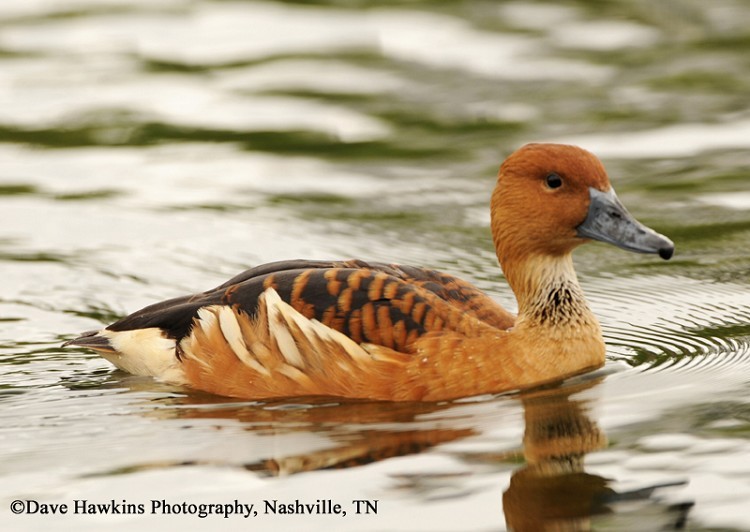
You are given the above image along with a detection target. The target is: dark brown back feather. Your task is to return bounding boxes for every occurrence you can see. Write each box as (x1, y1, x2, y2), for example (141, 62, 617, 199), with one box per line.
(107, 259, 514, 351)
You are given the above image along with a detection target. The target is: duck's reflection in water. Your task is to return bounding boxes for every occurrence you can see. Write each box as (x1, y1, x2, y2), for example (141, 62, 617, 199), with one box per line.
(504, 381, 609, 530)
(148, 392, 473, 474)
(503, 381, 693, 531)
(243, 399, 475, 474)
(138, 377, 692, 529)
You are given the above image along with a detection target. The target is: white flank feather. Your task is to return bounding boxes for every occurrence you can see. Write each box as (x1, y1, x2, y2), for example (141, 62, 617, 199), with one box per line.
(196, 306, 219, 334)
(178, 290, 377, 382)
(262, 288, 305, 369)
(215, 305, 270, 376)
(217, 306, 248, 357)
(261, 288, 372, 364)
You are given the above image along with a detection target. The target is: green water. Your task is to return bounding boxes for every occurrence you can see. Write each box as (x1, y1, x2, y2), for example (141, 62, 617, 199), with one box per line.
(2, 1, 750, 530)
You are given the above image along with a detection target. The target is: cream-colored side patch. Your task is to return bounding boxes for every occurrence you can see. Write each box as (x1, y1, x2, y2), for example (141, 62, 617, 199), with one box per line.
(217, 306, 248, 358)
(216, 305, 270, 376)
(196, 306, 219, 335)
(264, 288, 373, 362)
(263, 289, 305, 369)
(100, 328, 185, 384)
(261, 288, 373, 364)
(178, 290, 387, 394)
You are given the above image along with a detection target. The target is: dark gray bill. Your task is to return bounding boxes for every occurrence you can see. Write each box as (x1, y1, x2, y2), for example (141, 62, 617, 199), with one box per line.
(576, 188, 674, 260)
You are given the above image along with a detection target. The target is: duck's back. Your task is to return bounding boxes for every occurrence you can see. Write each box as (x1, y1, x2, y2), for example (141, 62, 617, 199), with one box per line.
(107, 259, 515, 352)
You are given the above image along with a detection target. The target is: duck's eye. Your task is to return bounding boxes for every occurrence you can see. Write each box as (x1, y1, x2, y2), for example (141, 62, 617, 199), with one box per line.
(545, 173, 563, 189)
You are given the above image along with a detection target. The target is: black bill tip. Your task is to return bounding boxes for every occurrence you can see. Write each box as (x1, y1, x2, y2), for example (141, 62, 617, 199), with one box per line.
(659, 245, 674, 260)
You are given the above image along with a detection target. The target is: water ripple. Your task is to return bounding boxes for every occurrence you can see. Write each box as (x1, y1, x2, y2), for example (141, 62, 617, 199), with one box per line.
(587, 275, 750, 381)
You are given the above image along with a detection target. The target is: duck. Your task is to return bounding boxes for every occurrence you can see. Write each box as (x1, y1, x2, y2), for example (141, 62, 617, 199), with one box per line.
(64, 143, 674, 402)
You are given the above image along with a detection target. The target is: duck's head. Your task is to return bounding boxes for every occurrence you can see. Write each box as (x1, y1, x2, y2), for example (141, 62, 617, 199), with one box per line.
(491, 143, 674, 265)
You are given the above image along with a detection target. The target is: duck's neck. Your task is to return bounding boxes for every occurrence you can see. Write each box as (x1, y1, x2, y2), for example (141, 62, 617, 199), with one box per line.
(502, 253, 599, 335)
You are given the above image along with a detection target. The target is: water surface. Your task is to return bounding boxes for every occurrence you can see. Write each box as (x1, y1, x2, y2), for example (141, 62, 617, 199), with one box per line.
(2, 1, 750, 530)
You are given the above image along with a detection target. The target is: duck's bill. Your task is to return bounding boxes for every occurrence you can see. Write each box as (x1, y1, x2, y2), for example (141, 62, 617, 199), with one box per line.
(576, 188, 674, 260)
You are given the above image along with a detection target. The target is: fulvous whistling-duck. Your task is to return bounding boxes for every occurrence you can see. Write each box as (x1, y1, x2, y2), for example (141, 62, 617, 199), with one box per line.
(64, 143, 674, 401)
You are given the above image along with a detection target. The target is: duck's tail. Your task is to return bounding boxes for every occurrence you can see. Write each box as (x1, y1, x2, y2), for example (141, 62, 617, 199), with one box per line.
(63, 326, 184, 384)
(62, 330, 116, 353)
